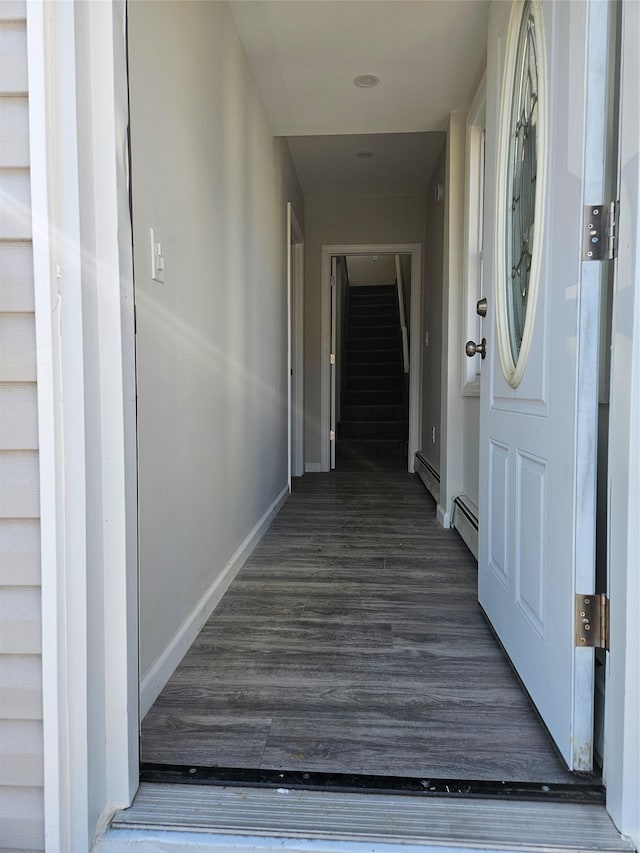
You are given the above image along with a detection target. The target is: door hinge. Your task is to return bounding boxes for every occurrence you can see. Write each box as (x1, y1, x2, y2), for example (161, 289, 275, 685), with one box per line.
(331, 275, 336, 288)
(582, 202, 619, 261)
(575, 593, 609, 650)
(330, 353, 336, 365)
(329, 430, 335, 441)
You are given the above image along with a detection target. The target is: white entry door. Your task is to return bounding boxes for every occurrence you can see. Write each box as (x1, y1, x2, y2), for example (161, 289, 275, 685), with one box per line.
(477, 0, 615, 771)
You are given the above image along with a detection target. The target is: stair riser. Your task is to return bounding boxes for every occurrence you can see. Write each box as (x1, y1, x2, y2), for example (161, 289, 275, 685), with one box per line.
(343, 405, 406, 421)
(346, 363, 401, 377)
(349, 284, 396, 295)
(349, 326, 399, 338)
(344, 390, 403, 404)
(348, 305, 398, 318)
(348, 316, 397, 328)
(348, 351, 401, 364)
(348, 337, 399, 351)
(337, 438, 407, 458)
(349, 295, 396, 308)
(339, 421, 408, 440)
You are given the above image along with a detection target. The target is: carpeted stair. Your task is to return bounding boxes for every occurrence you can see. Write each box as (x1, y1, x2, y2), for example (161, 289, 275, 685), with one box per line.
(337, 284, 408, 469)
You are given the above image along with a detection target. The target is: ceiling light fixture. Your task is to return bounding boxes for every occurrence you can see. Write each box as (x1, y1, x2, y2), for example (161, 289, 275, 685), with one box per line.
(354, 74, 380, 88)
(355, 151, 374, 159)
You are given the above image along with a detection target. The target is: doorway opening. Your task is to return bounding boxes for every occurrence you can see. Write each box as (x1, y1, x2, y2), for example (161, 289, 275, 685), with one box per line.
(126, 0, 610, 818)
(320, 243, 423, 475)
(331, 254, 411, 473)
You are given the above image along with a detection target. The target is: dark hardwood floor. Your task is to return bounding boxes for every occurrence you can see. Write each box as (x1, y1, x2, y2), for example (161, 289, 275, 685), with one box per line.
(141, 472, 586, 784)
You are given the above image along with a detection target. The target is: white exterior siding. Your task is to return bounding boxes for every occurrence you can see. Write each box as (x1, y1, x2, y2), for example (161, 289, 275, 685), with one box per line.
(0, 1, 45, 850)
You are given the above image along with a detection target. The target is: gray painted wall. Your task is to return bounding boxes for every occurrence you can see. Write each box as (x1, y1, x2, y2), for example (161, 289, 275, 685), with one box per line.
(128, 0, 304, 684)
(303, 195, 425, 467)
(347, 254, 396, 286)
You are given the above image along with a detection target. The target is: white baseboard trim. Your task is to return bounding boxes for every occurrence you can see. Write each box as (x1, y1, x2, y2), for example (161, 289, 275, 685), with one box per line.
(140, 484, 289, 719)
(452, 495, 479, 560)
(414, 452, 440, 504)
(305, 462, 322, 473)
(437, 504, 451, 529)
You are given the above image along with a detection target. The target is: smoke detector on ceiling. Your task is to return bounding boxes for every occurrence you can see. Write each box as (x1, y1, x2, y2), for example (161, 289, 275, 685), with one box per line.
(354, 74, 380, 88)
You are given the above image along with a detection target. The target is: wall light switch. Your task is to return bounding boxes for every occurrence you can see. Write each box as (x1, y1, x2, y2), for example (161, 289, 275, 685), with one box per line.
(150, 228, 165, 283)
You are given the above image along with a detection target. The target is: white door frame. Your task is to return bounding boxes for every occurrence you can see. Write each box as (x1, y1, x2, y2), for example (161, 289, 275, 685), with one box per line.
(320, 243, 423, 473)
(29, 0, 138, 849)
(287, 203, 305, 482)
(603, 0, 640, 842)
(32, 1, 638, 847)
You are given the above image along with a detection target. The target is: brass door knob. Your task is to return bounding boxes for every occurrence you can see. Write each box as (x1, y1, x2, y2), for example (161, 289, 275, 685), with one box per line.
(476, 297, 488, 317)
(465, 338, 487, 359)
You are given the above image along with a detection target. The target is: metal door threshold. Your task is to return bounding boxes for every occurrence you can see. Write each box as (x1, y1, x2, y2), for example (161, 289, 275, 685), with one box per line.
(140, 763, 605, 804)
(103, 782, 635, 853)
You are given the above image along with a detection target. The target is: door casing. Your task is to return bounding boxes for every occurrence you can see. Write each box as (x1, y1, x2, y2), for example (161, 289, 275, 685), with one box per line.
(319, 242, 423, 473)
(287, 202, 305, 482)
(31, 0, 639, 846)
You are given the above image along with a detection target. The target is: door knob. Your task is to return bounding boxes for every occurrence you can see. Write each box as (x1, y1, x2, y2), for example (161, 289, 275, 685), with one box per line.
(465, 338, 487, 359)
(476, 297, 488, 317)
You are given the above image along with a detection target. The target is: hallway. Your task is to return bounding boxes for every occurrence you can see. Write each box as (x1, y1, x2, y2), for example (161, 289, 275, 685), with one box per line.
(141, 473, 591, 786)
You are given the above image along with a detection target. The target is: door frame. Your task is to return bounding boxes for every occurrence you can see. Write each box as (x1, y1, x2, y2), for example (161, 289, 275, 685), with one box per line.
(31, 0, 638, 847)
(319, 243, 423, 473)
(287, 202, 305, 482)
(603, 0, 640, 837)
(29, 1, 139, 849)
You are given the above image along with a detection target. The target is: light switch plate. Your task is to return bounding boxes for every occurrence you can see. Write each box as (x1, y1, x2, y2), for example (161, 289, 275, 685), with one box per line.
(150, 228, 165, 283)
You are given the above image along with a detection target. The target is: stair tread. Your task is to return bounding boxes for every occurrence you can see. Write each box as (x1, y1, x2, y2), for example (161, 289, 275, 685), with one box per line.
(345, 397, 403, 403)
(343, 410, 406, 420)
(340, 419, 408, 426)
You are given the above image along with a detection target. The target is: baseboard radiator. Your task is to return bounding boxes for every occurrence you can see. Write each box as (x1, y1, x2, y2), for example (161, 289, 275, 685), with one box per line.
(452, 494, 479, 560)
(414, 451, 440, 503)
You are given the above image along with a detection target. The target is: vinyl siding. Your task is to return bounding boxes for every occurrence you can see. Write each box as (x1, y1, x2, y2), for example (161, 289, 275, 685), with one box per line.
(0, 2, 45, 850)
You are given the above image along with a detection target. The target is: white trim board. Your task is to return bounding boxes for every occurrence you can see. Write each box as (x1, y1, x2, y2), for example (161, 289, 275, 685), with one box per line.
(28, 2, 139, 849)
(604, 0, 640, 844)
(140, 485, 289, 718)
(28, 4, 66, 848)
(320, 243, 423, 474)
(287, 202, 305, 481)
(452, 495, 479, 560)
(414, 452, 440, 504)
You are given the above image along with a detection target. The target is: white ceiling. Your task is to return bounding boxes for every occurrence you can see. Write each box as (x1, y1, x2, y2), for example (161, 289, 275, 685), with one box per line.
(286, 132, 445, 196)
(228, 0, 490, 136)
(228, 1, 489, 198)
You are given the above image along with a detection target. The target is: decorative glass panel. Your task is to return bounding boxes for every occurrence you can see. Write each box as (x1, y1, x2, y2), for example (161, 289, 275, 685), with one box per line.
(505, 2, 539, 364)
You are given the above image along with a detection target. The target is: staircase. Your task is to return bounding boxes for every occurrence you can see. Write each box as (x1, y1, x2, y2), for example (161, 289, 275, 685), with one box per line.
(337, 284, 408, 470)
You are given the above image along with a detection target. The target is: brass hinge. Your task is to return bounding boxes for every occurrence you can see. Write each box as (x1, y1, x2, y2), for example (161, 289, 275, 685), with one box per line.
(582, 202, 619, 261)
(575, 593, 609, 650)
(330, 353, 336, 365)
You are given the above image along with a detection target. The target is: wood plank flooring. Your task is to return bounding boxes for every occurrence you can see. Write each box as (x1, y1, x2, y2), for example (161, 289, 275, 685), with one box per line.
(141, 473, 587, 784)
